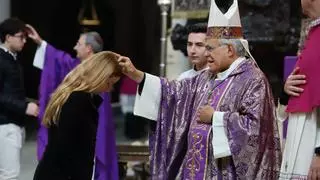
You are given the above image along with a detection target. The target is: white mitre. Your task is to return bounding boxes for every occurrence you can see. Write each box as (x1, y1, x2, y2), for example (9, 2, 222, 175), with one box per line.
(206, 0, 255, 61)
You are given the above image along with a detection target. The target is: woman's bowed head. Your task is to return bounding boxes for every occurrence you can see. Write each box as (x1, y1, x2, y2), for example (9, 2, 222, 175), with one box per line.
(43, 51, 122, 127)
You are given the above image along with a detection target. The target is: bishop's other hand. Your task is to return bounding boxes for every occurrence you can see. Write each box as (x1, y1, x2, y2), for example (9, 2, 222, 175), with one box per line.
(197, 105, 214, 124)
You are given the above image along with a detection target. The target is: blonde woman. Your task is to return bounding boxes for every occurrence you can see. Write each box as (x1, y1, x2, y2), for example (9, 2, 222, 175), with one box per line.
(33, 51, 121, 180)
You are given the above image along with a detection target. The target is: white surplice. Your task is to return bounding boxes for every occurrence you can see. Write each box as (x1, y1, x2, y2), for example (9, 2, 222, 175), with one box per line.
(279, 108, 320, 179)
(176, 67, 208, 81)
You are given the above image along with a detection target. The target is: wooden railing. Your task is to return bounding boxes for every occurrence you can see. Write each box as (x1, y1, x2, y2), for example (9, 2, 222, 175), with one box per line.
(117, 144, 150, 180)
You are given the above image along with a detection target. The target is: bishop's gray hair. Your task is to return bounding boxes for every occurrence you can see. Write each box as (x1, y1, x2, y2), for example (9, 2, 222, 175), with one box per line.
(218, 39, 247, 57)
(82, 31, 104, 53)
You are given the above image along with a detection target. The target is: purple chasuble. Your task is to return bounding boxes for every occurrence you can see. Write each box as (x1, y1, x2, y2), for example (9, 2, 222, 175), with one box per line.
(37, 44, 118, 180)
(149, 59, 281, 179)
(183, 78, 232, 179)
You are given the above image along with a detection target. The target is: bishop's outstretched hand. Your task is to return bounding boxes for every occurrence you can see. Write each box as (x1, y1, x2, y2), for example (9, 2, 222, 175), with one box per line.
(26, 24, 43, 45)
(118, 56, 144, 83)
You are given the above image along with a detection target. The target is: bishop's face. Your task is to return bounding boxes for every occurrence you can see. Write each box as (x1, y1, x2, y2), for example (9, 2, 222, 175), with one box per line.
(204, 39, 233, 74)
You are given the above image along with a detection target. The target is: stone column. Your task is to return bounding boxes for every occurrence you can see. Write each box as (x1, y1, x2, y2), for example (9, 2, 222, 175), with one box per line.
(0, 0, 10, 22)
(166, 18, 190, 80)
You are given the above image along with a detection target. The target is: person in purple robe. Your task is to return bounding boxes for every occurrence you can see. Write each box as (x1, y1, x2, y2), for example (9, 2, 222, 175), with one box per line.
(27, 25, 119, 180)
(117, 0, 281, 179)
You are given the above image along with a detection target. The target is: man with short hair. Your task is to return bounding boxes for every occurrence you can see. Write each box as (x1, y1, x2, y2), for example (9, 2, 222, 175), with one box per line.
(118, 0, 281, 178)
(27, 26, 118, 180)
(0, 18, 39, 180)
(177, 23, 208, 80)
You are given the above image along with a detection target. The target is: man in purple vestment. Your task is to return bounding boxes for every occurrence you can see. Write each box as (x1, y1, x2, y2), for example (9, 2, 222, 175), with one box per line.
(27, 25, 118, 180)
(119, 41, 281, 180)
(118, 1, 281, 179)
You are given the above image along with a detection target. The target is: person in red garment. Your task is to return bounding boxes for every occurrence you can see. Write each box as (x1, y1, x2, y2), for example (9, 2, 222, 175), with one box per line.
(279, 0, 320, 179)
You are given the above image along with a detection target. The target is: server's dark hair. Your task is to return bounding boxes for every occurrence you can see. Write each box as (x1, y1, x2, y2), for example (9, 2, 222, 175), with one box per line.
(0, 18, 26, 43)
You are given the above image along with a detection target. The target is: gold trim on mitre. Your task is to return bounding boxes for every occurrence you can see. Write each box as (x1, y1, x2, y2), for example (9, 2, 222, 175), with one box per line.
(207, 0, 242, 39)
(206, 27, 243, 39)
(206, 0, 257, 63)
(172, 10, 209, 19)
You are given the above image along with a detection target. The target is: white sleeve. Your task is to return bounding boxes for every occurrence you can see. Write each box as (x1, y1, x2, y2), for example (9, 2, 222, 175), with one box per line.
(276, 103, 288, 123)
(276, 103, 288, 151)
(133, 73, 161, 121)
(212, 111, 231, 159)
(314, 107, 320, 147)
(33, 41, 47, 70)
(176, 72, 185, 81)
(176, 70, 190, 81)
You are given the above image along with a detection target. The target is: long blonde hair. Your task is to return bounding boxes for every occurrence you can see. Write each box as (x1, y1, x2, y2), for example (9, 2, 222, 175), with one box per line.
(42, 51, 122, 127)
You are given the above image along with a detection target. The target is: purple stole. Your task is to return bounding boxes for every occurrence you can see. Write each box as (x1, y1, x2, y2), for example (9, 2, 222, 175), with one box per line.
(184, 77, 233, 179)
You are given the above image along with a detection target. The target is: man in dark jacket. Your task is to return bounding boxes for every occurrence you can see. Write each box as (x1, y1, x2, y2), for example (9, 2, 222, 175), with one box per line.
(0, 18, 39, 180)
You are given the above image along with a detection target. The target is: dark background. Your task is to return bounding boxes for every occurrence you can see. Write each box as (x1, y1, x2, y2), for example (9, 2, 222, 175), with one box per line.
(11, 0, 161, 102)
